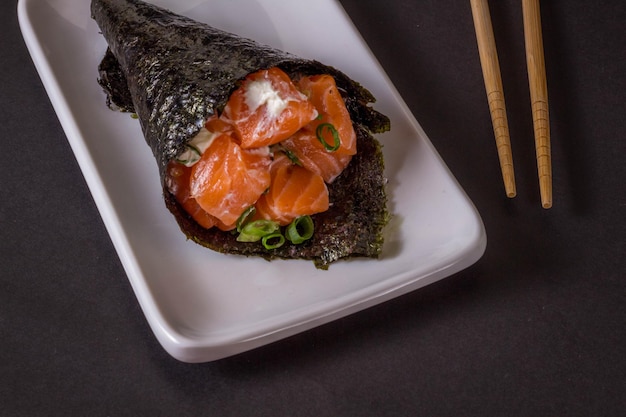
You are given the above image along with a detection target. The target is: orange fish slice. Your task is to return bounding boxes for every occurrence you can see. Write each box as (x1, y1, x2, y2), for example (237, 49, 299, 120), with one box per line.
(204, 114, 234, 135)
(281, 74, 357, 183)
(223, 67, 318, 149)
(281, 130, 352, 183)
(255, 153, 329, 225)
(297, 74, 356, 155)
(190, 134, 271, 226)
(165, 161, 218, 230)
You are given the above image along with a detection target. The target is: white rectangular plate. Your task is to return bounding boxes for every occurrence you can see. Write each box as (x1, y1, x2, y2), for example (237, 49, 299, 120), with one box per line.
(19, 0, 486, 362)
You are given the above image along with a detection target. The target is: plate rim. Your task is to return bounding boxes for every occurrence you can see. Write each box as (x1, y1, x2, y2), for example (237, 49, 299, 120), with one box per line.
(18, 0, 486, 363)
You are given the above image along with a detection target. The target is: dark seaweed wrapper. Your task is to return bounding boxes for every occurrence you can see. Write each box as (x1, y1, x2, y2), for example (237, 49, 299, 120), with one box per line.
(91, 0, 390, 268)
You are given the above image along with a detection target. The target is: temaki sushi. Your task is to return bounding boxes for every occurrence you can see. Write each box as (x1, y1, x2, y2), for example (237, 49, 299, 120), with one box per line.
(91, 0, 390, 269)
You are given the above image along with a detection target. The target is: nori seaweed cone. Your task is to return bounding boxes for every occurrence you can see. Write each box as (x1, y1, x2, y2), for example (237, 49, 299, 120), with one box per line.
(91, 0, 390, 268)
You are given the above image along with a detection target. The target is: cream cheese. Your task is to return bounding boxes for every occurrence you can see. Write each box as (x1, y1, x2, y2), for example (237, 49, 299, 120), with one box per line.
(244, 79, 289, 118)
(176, 127, 218, 167)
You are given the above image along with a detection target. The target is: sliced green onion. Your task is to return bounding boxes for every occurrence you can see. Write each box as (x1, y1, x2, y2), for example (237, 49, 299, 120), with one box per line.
(283, 149, 302, 166)
(262, 232, 285, 249)
(237, 220, 279, 243)
(316, 123, 341, 152)
(236, 206, 256, 233)
(286, 216, 314, 244)
(270, 145, 302, 166)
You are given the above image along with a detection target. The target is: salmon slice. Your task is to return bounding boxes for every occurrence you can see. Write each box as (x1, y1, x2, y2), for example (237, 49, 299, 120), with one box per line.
(223, 67, 318, 149)
(204, 114, 234, 135)
(281, 74, 357, 183)
(254, 153, 329, 226)
(165, 161, 218, 229)
(281, 130, 353, 183)
(297, 74, 356, 155)
(189, 134, 271, 226)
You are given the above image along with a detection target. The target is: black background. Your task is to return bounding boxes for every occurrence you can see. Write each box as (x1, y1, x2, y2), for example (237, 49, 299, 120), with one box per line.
(2, 0, 624, 415)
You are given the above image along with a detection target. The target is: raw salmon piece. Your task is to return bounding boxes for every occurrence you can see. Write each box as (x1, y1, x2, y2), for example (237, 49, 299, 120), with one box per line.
(165, 161, 218, 229)
(281, 74, 357, 183)
(205, 114, 234, 135)
(254, 194, 292, 226)
(281, 130, 353, 183)
(190, 134, 271, 226)
(223, 67, 318, 149)
(254, 153, 329, 225)
(297, 74, 356, 155)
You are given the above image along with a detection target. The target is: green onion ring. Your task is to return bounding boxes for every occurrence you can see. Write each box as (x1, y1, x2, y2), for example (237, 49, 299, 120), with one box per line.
(237, 220, 279, 242)
(262, 232, 285, 249)
(286, 216, 314, 244)
(235, 206, 256, 233)
(315, 123, 341, 152)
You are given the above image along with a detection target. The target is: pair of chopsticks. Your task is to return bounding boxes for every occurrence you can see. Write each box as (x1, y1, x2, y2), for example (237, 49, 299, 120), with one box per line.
(470, 0, 552, 209)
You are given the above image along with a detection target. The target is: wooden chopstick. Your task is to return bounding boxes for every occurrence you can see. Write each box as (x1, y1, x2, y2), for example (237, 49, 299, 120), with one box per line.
(469, 0, 516, 198)
(522, 0, 552, 208)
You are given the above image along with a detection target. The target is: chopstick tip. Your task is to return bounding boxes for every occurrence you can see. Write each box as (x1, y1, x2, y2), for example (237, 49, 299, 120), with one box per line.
(539, 176, 552, 209)
(503, 172, 516, 198)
